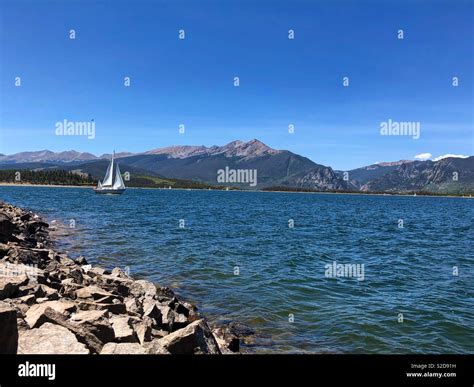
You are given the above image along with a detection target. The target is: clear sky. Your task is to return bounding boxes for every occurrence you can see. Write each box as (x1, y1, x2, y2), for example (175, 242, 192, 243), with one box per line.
(1, 0, 472, 170)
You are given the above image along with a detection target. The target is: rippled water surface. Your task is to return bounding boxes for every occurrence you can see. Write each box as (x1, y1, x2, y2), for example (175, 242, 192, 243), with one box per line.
(2, 186, 473, 353)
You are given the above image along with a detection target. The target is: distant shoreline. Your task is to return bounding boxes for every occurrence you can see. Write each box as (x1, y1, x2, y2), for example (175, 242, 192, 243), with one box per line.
(0, 182, 472, 199)
(0, 182, 94, 188)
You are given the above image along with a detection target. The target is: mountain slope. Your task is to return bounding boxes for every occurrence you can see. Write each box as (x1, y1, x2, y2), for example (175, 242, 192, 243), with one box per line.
(110, 142, 348, 189)
(342, 160, 414, 187)
(362, 156, 474, 193)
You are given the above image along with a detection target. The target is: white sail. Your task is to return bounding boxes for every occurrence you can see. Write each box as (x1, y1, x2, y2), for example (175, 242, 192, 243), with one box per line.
(112, 163, 125, 189)
(102, 156, 114, 187)
(94, 151, 125, 194)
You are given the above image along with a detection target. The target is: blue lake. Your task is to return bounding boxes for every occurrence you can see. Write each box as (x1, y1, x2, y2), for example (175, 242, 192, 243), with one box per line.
(1, 186, 473, 353)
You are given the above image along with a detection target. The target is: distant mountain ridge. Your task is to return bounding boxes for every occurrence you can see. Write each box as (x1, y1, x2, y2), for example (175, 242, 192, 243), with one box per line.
(144, 139, 282, 159)
(110, 140, 347, 190)
(0, 150, 98, 164)
(1, 140, 472, 194)
(0, 139, 281, 164)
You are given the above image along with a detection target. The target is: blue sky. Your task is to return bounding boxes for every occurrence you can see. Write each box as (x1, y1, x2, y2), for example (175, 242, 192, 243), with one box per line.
(1, 0, 472, 170)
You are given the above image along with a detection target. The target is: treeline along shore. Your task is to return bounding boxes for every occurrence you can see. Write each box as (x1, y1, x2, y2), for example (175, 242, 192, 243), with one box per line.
(0, 169, 231, 190)
(0, 169, 94, 186)
(0, 201, 242, 354)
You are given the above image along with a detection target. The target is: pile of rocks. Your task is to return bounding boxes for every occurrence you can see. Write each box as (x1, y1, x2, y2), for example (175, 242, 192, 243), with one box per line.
(0, 202, 239, 354)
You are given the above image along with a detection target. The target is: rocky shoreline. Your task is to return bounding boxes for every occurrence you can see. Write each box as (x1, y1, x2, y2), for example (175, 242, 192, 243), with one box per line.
(0, 201, 241, 354)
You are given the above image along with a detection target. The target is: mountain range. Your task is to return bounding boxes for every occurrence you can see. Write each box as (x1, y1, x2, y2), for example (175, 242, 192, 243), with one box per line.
(0, 140, 472, 194)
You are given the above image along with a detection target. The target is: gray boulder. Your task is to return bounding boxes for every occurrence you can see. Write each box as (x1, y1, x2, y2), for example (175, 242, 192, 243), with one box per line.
(145, 340, 171, 354)
(157, 319, 221, 354)
(0, 213, 15, 243)
(69, 309, 115, 344)
(100, 342, 147, 354)
(24, 307, 104, 353)
(0, 302, 18, 353)
(129, 279, 157, 298)
(25, 300, 77, 328)
(18, 322, 89, 354)
(0, 274, 28, 300)
(142, 298, 162, 324)
(110, 315, 137, 343)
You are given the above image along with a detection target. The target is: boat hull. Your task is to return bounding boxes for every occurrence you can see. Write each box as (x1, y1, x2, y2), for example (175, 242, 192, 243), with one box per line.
(93, 188, 126, 195)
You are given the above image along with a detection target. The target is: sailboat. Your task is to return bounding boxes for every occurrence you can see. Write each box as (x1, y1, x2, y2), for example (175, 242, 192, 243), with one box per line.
(94, 151, 126, 194)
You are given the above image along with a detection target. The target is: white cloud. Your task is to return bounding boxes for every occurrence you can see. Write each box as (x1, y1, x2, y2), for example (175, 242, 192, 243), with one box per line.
(414, 153, 432, 160)
(433, 154, 469, 161)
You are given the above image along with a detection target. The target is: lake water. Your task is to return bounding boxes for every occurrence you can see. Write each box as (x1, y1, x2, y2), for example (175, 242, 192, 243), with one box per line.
(1, 186, 473, 353)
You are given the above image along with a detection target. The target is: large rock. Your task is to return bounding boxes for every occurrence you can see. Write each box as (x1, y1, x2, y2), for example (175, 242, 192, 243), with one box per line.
(8, 247, 49, 266)
(110, 315, 136, 342)
(157, 319, 221, 354)
(145, 340, 171, 354)
(18, 322, 89, 354)
(124, 297, 142, 315)
(0, 274, 28, 300)
(75, 285, 115, 300)
(156, 304, 172, 326)
(171, 311, 188, 330)
(129, 280, 157, 298)
(174, 300, 199, 322)
(111, 267, 132, 279)
(155, 304, 187, 331)
(26, 220, 48, 234)
(0, 302, 18, 353)
(70, 309, 108, 323)
(142, 298, 162, 324)
(212, 326, 240, 353)
(18, 283, 58, 300)
(100, 342, 147, 354)
(24, 307, 104, 353)
(95, 276, 131, 297)
(25, 300, 77, 328)
(85, 267, 108, 276)
(69, 309, 115, 344)
(0, 278, 20, 300)
(132, 316, 153, 345)
(150, 328, 168, 339)
(76, 300, 126, 315)
(0, 213, 15, 243)
(156, 286, 175, 302)
(39, 284, 59, 299)
(19, 294, 36, 305)
(68, 267, 83, 284)
(227, 321, 255, 337)
(100, 340, 170, 355)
